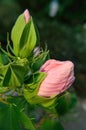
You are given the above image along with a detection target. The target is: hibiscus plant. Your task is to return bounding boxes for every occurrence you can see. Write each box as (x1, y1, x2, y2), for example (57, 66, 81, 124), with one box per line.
(0, 9, 77, 130)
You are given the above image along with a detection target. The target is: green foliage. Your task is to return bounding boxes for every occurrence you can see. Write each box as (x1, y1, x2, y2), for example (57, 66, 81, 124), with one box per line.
(40, 118, 64, 130)
(24, 72, 46, 104)
(0, 59, 29, 88)
(55, 92, 77, 115)
(31, 49, 49, 71)
(0, 53, 8, 65)
(0, 87, 10, 94)
(19, 17, 37, 58)
(11, 13, 26, 56)
(0, 102, 36, 130)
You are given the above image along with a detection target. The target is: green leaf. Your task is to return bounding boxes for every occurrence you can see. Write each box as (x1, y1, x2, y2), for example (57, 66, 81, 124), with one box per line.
(0, 102, 36, 130)
(0, 53, 9, 65)
(8, 96, 26, 110)
(24, 72, 46, 103)
(0, 103, 21, 130)
(0, 59, 29, 88)
(9, 64, 26, 87)
(0, 87, 10, 94)
(0, 64, 23, 87)
(3, 66, 11, 86)
(24, 71, 46, 93)
(24, 88, 57, 109)
(19, 17, 37, 58)
(55, 92, 77, 115)
(40, 118, 64, 130)
(11, 14, 26, 56)
(18, 109, 36, 130)
(0, 64, 9, 86)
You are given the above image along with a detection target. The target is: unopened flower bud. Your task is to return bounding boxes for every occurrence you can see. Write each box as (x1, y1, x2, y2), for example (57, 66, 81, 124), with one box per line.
(38, 59, 75, 97)
(24, 9, 31, 23)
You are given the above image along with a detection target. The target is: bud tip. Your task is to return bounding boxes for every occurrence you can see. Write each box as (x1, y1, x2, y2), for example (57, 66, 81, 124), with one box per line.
(24, 9, 30, 23)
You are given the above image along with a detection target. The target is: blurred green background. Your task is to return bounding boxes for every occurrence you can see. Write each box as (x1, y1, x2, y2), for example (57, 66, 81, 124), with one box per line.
(0, 0, 86, 97)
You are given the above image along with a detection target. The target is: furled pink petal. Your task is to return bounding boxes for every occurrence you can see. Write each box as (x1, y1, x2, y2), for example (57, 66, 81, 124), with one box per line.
(24, 9, 30, 23)
(37, 59, 75, 97)
(40, 59, 63, 72)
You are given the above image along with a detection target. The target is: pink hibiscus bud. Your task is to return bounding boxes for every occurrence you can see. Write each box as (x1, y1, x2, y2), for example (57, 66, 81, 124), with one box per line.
(37, 59, 75, 97)
(24, 9, 31, 23)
